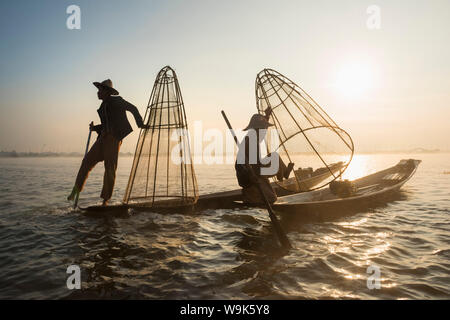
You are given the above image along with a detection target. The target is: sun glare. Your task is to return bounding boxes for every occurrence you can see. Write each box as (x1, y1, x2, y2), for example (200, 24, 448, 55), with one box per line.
(334, 63, 374, 98)
(341, 155, 369, 181)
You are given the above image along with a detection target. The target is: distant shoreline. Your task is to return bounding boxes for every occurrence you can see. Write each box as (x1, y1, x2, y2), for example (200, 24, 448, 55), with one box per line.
(0, 151, 135, 158)
(0, 149, 446, 158)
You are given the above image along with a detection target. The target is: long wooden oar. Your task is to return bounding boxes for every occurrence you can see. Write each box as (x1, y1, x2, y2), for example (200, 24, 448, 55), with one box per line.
(221, 111, 292, 249)
(73, 121, 93, 209)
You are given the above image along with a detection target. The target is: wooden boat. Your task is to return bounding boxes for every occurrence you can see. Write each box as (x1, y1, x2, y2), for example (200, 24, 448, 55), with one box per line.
(194, 161, 344, 210)
(272, 159, 421, 216)
(80, 161, 344, 215)
(79, 201, 196, 218)
(79, 204, 130, 217)
(79, 159, 420, 216)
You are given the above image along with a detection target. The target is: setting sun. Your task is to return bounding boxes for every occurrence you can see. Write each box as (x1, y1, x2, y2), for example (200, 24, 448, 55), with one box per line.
(334, 63, 375, 98)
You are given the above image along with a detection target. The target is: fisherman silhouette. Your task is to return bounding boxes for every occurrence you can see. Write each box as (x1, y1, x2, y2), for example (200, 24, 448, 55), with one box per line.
(67, 79, 148, 206)
(235, 107, 294, 204)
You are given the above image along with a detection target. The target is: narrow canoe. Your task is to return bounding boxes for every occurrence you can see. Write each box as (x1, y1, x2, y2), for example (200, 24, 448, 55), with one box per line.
(79, 161, 345, 215)
(194, 161, 344, 210)
(272, 159, 421, 216)
(79, 160, 419, 217)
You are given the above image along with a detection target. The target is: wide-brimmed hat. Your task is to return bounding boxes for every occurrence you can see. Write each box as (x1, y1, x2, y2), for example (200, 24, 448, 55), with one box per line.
(93, 79, 119, 95)
(244, 114, 274, 131)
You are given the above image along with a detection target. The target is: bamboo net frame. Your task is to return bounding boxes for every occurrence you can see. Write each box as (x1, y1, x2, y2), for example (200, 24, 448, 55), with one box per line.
(255, 68, 354, 192)
(123, 66, 198, 207)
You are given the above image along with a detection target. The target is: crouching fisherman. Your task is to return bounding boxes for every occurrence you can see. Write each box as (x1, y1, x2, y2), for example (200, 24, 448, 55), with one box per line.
(67, 79, 148, 206)
(235, 108, 294, 205)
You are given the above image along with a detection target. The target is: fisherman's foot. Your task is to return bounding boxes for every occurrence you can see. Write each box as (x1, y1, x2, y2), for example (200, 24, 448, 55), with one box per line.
(102, 200, 109, 206)
(284, 163, 295, 179)
(67, 186, 79, 201)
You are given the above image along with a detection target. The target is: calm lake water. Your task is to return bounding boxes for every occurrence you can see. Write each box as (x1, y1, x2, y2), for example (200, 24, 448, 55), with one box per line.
(0, 153, 449, 299)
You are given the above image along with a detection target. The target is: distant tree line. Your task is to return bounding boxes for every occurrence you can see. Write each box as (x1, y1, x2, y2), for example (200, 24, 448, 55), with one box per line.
(0, 151, 134, 158)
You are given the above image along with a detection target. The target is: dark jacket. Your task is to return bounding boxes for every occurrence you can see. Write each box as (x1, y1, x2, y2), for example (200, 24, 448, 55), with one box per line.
(235, 135, 262, 188)
(93, 96, 144, 141)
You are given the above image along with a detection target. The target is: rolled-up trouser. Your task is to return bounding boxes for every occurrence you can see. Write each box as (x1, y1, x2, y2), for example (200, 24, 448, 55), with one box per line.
(74, 132, 122, 201)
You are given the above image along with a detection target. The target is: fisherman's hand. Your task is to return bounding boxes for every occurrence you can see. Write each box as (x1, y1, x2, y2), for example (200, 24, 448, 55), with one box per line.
(90, 123, 102, 134)
(264, 107, 273, 118)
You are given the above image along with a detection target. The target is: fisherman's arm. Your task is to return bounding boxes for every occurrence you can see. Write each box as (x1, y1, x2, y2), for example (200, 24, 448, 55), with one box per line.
(122, 99, 148, 129)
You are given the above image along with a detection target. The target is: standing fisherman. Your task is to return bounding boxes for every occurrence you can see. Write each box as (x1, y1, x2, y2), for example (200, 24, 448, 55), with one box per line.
(235, 107, 295, 205)
(67, 79, 148, 206)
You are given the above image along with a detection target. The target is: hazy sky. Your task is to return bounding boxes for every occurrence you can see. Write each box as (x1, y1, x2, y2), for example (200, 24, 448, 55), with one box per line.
(0, 0, 449, 153)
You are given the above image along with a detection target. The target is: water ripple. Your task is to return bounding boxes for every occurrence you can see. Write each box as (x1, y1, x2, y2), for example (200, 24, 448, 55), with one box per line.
(0, 155, 449, 299)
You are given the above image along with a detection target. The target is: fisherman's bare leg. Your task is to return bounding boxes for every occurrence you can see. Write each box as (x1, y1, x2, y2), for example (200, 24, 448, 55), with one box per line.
(100, 133, 121, 205)
(68, 138, 104, 200)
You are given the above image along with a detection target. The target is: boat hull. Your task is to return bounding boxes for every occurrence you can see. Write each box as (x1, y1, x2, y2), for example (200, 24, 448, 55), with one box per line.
(195, 162, 345, 210)
(79, 159, 420, 218)
(272, 159, 421, 217)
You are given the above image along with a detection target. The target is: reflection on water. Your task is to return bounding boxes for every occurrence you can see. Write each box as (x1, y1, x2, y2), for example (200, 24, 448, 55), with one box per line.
(341, 155, 371, 181)
(0, 153, 449, 299)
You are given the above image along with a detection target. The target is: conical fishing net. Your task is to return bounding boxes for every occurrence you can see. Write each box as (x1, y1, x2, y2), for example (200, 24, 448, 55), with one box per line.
(255, 68, 354, 192)
(123, 66, 198, 207)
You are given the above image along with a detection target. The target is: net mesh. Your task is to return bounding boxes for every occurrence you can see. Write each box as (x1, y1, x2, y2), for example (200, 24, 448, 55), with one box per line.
(123, 66, 198, 207)
(255, 68, 354, 192)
